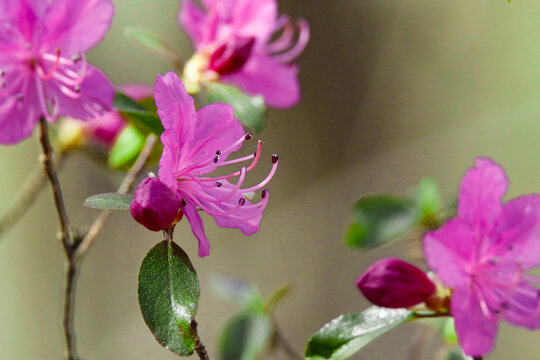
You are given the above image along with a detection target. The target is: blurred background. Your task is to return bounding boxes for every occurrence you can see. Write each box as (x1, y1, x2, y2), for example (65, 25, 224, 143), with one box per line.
(2, 0, 540, 359)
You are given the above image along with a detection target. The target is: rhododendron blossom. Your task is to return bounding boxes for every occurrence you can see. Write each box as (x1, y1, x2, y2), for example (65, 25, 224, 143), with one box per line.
(0, 0, 115, 145)
(424, 158, 540, 357)
(131, 72, 277, 257)
(179, 0, 309, 108)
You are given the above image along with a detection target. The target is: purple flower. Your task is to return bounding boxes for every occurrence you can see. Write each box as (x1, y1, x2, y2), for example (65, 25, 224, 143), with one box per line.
(132, 71, 277, 257)
(424, 158, 540, 356)
(131, 177, 181, 232)
(179, 0, 309, 108)
(357, 257, 436, 309)
(0, 0, 115, 145)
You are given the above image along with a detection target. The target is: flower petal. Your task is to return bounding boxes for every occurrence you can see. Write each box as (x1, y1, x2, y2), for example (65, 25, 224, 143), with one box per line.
(232, 0, 277, 44)
(178, 0, 206, 46)
(452, 285, 498, 357)
(423, 218, 474, 288)
(503, 281, 540, 329)
(0, 78, 39, 144)
(222, 54, 300, 108)
(458, 157, 507, 231)
(181, 200, 210, 257)
(46, 65, 114, 121)
(41, 0, 114, 55)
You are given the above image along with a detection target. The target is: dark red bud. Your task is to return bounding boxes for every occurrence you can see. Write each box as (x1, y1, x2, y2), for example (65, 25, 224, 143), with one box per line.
(356, 257, 435, 308)
(130, 177, 181, 231)
(208, 37, 255, 75)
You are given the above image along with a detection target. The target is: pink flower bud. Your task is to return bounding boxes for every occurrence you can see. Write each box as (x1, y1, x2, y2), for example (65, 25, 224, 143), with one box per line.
(208, 37, 255, 75)
(130, 177, 181, 231)
(356, 257, 435, 308)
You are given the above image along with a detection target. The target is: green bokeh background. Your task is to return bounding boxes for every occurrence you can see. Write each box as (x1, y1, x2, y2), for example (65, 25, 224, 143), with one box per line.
(2, 0, 540, 359)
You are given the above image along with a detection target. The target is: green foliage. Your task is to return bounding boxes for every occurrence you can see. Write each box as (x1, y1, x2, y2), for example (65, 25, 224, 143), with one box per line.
(108, 124, 146, 169)
(138, 241, 200, 356)
(83, 193, 133, 211)
(414, 177, 442, 229)
(202, 82, 268, 133)
(445, 348, 472, 360)
(442, 318, 458, 344)
(211, 275, 265, 311)
(113, 92, 164, 135)
(219, 312, 272, 360)
(124, 27, 183, 68)
(346, 196, 417, 248)
(305, 307, 412, 360)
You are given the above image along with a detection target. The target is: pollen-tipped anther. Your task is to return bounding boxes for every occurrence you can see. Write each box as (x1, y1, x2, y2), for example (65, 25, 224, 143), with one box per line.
(213, 155, 219, 163)
(239, 198, 246, 206)
(262, 189, 268, 199)
(216, 150, 222, 155)
(271, 154, 279, 164)
(245, 133, 252, 140)
(216, 181, 222, 187)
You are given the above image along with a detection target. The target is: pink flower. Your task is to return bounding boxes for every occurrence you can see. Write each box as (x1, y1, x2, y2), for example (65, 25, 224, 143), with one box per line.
(179, 0, 309, 108)
(0, 0, 115, 145)
(357, 257, 436, 309)
(424, 158, 540, 356)
(83, 84, 153, 147)
(132, 71, 277, 257)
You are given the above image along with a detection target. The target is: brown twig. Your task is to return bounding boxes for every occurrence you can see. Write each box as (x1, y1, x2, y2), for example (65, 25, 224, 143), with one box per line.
(0, 149, 66, 238)
(39, 117, 77, 359)
(191, 320, 210, 360)
(73, 133, 157, 262)
(271, 317, 303, 360)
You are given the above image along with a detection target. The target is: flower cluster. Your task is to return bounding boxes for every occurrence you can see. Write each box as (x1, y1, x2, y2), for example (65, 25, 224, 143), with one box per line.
(131, 72, 277, 257)
(180, 0, 309, 108)
(358, 158, 540, 357)
(0, 0, 115, 144)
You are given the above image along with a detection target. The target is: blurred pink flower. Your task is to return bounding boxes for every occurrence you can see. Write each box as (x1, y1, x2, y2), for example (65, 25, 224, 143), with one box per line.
(179, 0, 309, 108)
(83, 84, 153, 147)
(425, 157, 540, 357)
(0, 0, 115, 145)
(132, 72, 277, 257)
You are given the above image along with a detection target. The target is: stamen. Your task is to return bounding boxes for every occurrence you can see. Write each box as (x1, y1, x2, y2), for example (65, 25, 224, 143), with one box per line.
(216, 150, 222, 155)
(213, 155, 219, 163)
(271, 19, 310, 64)
(239, 198, 246, 206)
(216, 181, 222, 187)
(240, 156, 278, 193)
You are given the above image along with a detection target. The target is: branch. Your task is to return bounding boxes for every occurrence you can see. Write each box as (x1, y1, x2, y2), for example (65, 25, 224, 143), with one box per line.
(271, 317, 303, 360)
(39, 117, 72, 251)
(73, 133, 158, 262)
(0, 150, 66, 238)
(191, 320, 210, 360)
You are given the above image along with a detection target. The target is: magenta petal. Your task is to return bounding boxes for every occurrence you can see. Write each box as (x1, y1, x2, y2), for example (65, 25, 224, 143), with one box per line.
(0, 78, 39, 144)
(222, 54, 300, 108)
(83, 111, 125, 146)
(181, 201, 210, 257)
(424, 218, 473, 288)
(502, 281, 540, 329)
(118, 83, 154, 101)
(495, 194, 540, 269)
(42, 0, 114, 55)
(178, 0, 206, 46)
(232, 0, 277, 43)
(452, 286, 498, 357)
(186, 103, 244, 175)
(45, 65, 114, 121)
(458, 157, 508, 231)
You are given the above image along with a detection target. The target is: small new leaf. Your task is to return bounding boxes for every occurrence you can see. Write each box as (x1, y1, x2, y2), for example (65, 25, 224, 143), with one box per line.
(305, 307, 412, 360)
(83, 193, 133, 211)
(113, 92, 164, 135)
(124, 27, 183, 68)
(108, 124, 146, 169)
(219, 312, 272, 360)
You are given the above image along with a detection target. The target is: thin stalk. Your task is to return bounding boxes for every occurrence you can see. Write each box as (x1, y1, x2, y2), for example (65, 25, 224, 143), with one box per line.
(271, 321, 303, 360)
(191, 320, 210, 360)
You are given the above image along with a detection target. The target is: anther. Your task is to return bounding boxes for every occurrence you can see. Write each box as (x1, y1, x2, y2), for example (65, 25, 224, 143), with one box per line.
(271, 154, 279, 163)
(262, 189, 268, 198)
(238, 198, 246, 206)
(181, 199, 187, 206)
(216, 150, 222, 155)
(213, 155, 220, 163)
(74, 85, 81, 93)
(244, 133, 252, 140)
(71, 53, 82, 62)
(216, 181, 222, 187)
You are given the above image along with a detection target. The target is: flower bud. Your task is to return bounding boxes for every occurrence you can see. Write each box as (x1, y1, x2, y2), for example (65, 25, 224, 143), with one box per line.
(130, 177, 181, 231)
(208, 37, 255, 75)
(356, 257, 435, 308)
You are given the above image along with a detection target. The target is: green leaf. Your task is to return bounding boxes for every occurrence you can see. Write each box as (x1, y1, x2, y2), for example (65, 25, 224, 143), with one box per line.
(264, 284, 293, 314)
(138, 240, 200, 356)
(414, 177, 442, 229)
(219, 311, 272, 360)
(203, 82, 267, 133)
(442, 318, 458, 345)
(114, 92, 164, 135)
(305, 307, 412, 360)
(346, 196, 417, 248)
(83, 193, 133, 210)
(108, 124, 146, 169)
(124, 27, 183, 68)
(211, 275, 265, 311)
